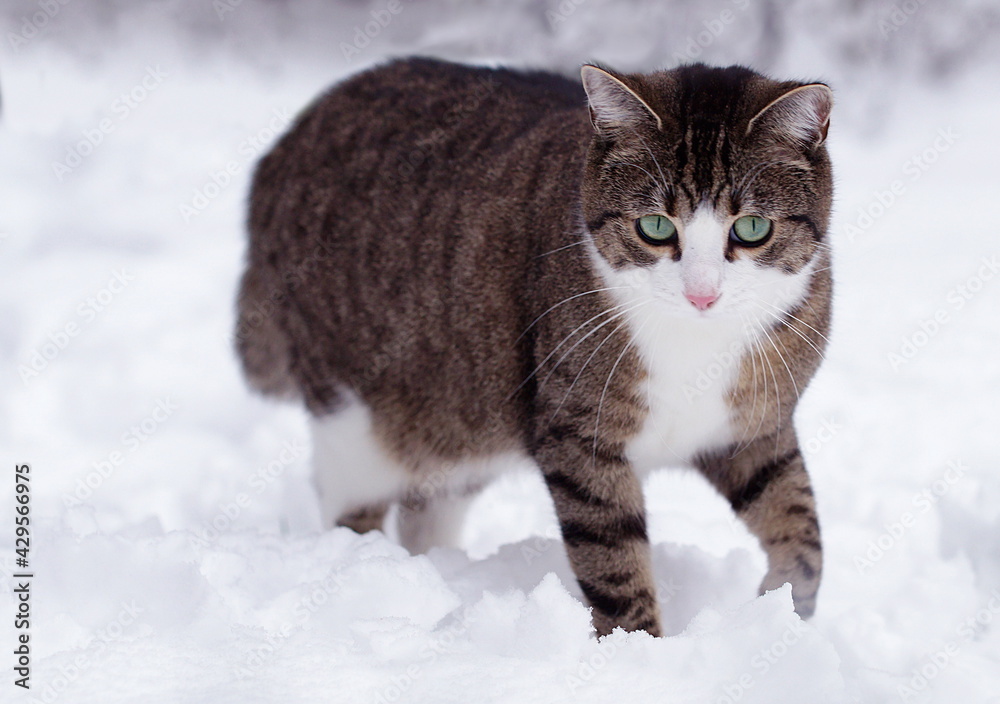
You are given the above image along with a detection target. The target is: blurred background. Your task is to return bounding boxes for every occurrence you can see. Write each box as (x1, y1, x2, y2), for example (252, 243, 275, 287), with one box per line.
(2, 1, 999, 701)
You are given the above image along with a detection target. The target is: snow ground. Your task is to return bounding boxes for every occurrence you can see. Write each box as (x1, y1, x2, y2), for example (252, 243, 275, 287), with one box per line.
(1, 1, 999, 702)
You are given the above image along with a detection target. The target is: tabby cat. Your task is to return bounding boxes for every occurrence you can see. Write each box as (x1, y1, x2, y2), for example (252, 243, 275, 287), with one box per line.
(236, 57, 833, 637)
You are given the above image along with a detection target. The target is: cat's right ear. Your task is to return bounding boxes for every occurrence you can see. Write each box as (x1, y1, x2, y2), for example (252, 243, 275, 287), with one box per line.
(581, 65, 663, 134)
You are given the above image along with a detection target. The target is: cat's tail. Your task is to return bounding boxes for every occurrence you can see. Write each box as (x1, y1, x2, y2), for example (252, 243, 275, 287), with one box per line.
(234, 264, 299, 400)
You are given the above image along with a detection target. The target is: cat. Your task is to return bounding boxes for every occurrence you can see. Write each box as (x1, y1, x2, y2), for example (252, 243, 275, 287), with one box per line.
(235, 56, 833, 637)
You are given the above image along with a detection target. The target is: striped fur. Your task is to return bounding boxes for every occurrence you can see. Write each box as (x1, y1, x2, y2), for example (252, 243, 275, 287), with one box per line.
(236, 57, 834, 636)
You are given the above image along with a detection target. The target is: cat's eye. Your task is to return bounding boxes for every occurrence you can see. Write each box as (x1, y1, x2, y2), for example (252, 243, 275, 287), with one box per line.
(636, 214, 677, 244)
(731, 215, 772, 245)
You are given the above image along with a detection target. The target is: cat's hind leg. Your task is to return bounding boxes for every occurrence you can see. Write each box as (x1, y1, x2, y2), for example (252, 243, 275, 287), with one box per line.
(396, 488, 479, 554)
(310, 397, 409, 533)
(337, 503, 389, 533)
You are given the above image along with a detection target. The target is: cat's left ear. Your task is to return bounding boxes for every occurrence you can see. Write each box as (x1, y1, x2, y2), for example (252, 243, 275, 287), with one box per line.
(581, 65, 663, 133)
(746, 84, 833, 148)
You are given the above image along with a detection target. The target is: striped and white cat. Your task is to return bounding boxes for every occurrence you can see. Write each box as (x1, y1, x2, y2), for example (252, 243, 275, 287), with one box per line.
(236, 57, 833, 637)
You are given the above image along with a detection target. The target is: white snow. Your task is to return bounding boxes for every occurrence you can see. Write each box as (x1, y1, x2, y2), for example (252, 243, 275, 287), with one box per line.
(2, 1, 999, 702)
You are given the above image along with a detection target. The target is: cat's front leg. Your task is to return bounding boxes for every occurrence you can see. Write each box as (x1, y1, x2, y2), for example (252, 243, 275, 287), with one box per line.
(697, 437, 822, 617)
(532, 425, 662, 637)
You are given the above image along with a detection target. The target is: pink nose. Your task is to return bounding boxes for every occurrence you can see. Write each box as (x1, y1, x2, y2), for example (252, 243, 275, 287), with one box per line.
(685, 292, 719, 311)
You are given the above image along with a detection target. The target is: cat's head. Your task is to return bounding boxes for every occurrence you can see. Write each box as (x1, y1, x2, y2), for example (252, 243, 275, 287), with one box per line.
(579, 63, 832, 322)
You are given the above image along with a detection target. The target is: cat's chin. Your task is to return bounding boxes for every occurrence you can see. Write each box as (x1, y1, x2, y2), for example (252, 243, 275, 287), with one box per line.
(682, 309, 742, 323)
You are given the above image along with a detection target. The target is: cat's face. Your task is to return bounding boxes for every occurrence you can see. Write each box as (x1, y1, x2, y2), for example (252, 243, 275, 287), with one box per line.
(580, 64, 832, 326)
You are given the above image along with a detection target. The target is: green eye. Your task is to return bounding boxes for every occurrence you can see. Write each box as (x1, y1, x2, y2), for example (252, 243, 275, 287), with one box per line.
(636, 214, 677, 244)
(731, 215, 772, 245)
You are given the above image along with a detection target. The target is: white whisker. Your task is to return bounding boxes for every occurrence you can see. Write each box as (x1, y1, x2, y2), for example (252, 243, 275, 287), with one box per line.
(539, 299, 651, 390)
(754, 303, 826, 359)
(758, 320, 799, 400)
(730, 314, 759, 457)
(549, 313, 637, 423)
(515, 286, 629, 344)
(591, 308, 652, 467)
(536, 240, 587, 258)
(628, 130, 670, 195)
(511, 299, 643, 398)
(736, 324, 774, 457)
(759, 299, 830, 346)
(731, 324, 767, 458)
(751, 319, 783, 459)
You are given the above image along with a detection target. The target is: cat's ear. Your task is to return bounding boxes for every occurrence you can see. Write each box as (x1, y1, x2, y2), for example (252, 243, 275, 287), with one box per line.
(581, 65, 663, 133)
(746, 83, 832, 148)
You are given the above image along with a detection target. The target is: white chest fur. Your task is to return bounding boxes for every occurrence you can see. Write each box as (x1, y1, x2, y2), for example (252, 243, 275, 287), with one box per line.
(624, 311, 749, 472)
